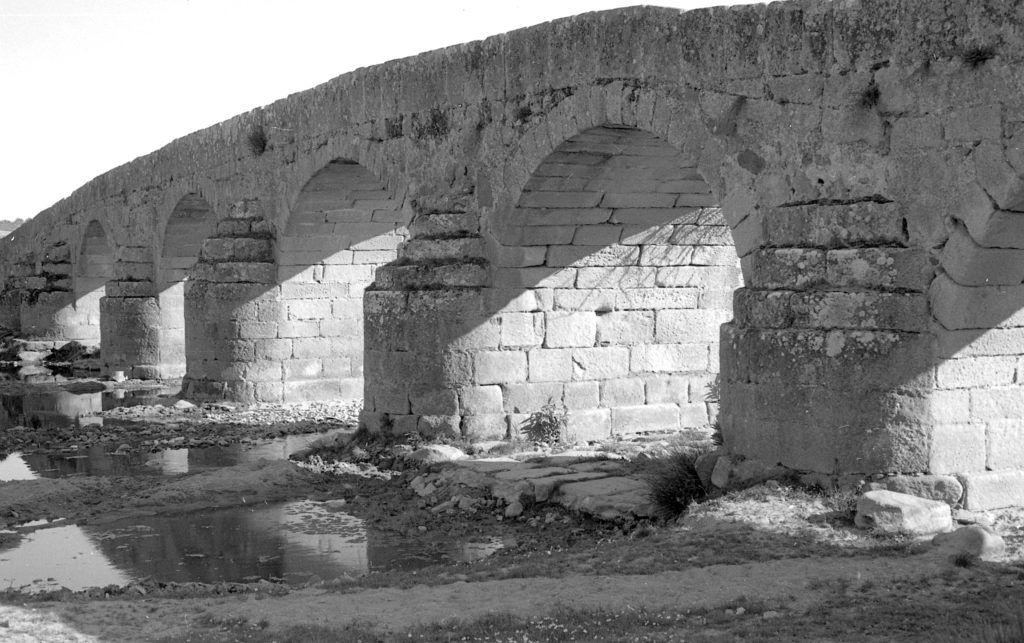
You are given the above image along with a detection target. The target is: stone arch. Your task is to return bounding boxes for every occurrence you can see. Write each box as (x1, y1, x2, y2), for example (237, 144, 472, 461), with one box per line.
(478, 124, 740, 440)
(157, 192, 217, 377)
(276, 158, 411, 401)
(923, 146, 1024, 477)
(487, 84, 725, 229)
(361, 104, 742, 442)
(71, 219, 114, 345)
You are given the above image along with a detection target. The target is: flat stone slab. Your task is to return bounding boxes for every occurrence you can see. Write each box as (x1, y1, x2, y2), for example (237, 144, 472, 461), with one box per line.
(568, 460, 629, 474)
(531, 471, 611, 502)
(434, 456, 651, 521)
(534, 452, 625, 466)
(493, 466, 574, 481)
(555, 476, 652, 519)
(450, 458, 524, 473)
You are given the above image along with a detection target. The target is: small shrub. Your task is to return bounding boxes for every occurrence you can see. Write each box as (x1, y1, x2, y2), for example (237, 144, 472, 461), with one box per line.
(645, 448, 708, 520)
(962, 45, 997, 68)
(858, 82, 880, 109)
(704, 376, 720, 404)
(710, 421, 724, 447)
(706, 376, 724, 446)
(520, 399, 567, 444)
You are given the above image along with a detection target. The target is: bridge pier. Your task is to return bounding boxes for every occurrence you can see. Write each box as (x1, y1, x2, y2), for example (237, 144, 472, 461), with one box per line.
(13, 243, 93, 347)
(719, 201, 937, 476)
(100, 284, 162, 379)
(180, 207, 280, 403)
(361, 209, 493, 439)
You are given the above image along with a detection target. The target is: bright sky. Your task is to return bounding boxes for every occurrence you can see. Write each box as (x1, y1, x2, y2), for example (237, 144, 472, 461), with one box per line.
(0, 0, 760, 222)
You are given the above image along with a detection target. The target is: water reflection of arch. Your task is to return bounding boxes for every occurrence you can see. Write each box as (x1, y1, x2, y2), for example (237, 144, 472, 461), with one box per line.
(8, 390, 102, 430)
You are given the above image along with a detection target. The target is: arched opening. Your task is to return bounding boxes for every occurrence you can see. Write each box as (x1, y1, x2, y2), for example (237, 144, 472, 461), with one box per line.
(72, 220, 113, 345)
(158, 193, 216, 378)
(279, 159, 410, 402)
(483, 125, 741, 440)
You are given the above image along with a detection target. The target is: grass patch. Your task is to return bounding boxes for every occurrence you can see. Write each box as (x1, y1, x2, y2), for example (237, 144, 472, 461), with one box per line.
(162, 604, 752, 643)
(644, 447, 709, 520)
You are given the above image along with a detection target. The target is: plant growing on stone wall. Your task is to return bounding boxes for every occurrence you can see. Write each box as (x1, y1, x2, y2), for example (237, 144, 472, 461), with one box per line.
(858, 82, 880, 109)
(520, 399, 567, 444)
(645, 447, 709, 520)
(961, 45, 997, 69)
(710, 422, 724, 447)
(705, 377, 723, 447)
(246, 125, 268, 157)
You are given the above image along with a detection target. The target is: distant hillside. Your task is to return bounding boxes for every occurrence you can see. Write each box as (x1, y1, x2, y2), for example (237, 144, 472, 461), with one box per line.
(0, 220, 24, 237)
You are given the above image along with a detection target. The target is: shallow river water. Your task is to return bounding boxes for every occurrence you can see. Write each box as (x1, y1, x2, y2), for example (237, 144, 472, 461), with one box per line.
(0, 378, 507, 593)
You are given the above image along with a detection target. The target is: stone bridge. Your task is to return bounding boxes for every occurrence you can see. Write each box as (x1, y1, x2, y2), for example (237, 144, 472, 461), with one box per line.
(3, 0, 1024, 507)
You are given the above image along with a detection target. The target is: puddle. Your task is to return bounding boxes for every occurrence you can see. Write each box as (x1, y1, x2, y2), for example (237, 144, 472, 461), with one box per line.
(0, 430, 350, 481)
(0, 376, 496, 594)
(0, 383, 351, 481)
(0, 501, 511, 592)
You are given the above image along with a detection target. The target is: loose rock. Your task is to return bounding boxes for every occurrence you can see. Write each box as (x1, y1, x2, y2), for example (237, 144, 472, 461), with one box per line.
(406, 445, 468, 465)
(854, 490, 952, 535)
(932, 524, 1006, 561)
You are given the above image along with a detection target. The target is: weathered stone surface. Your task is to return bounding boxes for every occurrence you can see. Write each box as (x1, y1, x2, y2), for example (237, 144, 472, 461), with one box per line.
(709, 455, 788, 491)
(962, 470, 1024, 511)
(865, 475, 964, 506)
(932, 525, 1006, 561)
(555, 476, 655, 520)
(854, 490, 952, 535)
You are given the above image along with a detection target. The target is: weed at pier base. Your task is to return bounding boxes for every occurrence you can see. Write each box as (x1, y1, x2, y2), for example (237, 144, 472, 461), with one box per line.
(645, 448, 709, 520)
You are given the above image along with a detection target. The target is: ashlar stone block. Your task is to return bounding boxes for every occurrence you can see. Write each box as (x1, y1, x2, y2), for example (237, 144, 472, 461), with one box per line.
(544, 311, 597, 348)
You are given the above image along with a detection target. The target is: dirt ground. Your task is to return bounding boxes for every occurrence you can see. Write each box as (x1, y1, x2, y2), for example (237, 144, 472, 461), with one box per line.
(1, 378, 1024, 642)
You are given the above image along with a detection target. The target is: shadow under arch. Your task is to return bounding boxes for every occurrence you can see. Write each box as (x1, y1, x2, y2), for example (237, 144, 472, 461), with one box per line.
(71, 219, 114, 346)
(156, 192, 218, 378)
(482, 124, 740, 439)
(274, 157, 413, 401)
